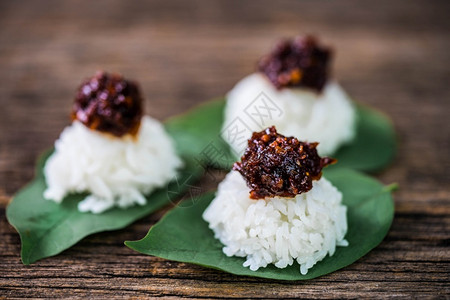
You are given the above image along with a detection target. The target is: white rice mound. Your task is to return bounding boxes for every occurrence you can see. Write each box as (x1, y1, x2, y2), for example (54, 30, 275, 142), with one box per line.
(43, 116, 182, 214)
(203, 170, 348, 275)
(223, 73, 356, 156)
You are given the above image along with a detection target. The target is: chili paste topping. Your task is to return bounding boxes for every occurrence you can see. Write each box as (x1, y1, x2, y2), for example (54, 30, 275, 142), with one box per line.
(233, 126, 336, 199)
(71, 71, 144, 137)
(258, 35, 331, 92)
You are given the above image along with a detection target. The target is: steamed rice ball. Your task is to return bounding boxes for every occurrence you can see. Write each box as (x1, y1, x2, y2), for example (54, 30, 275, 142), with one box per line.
(203, 126, 348, 275)
(43, 71, 182, 214)
(222, 35, 356, 156)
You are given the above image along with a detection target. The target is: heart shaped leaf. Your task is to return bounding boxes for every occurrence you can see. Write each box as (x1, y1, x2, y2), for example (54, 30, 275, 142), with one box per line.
(6, 150, 203, 265)
(126, 168, 396, 280)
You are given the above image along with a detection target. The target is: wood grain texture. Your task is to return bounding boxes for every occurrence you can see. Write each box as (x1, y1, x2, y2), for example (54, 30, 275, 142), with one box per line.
(0, 0, 449, 298)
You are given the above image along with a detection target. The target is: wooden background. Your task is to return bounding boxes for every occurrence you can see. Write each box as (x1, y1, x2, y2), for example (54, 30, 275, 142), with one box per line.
(0, 0, 449, 298)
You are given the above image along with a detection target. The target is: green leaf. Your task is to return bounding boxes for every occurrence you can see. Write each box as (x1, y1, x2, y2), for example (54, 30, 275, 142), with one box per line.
(332, 104, 397, 173)
(6, 150, 203, 265)
(164, 99, 235, 170)
(164, 98, 397, 172)
(125, 168, 395, 280)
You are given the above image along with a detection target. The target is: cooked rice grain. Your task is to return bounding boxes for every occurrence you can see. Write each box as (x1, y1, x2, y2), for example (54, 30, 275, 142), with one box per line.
(44, 116, 182, 213)
(223, 73, 356, 156)
(203, 170, 348, 275)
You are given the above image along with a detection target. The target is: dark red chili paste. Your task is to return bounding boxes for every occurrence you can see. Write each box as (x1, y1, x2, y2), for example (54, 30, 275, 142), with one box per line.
(233, 126, 336, 199)
(71, 71, 143, 137)
(258, 35, 331, 92)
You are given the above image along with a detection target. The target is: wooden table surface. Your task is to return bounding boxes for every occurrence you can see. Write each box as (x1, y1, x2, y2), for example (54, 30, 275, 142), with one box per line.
(1, 0, 449, 298)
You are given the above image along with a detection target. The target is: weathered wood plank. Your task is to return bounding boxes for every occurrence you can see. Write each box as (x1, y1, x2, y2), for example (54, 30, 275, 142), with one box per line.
(0, 0, 449, 298)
